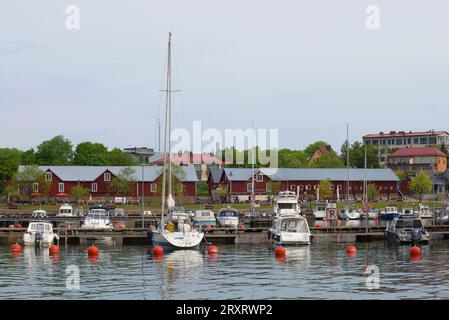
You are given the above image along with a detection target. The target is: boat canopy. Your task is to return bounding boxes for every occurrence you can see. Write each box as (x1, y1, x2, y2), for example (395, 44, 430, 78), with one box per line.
(279, 217, 309, 233)
(219, 210, 238, 218)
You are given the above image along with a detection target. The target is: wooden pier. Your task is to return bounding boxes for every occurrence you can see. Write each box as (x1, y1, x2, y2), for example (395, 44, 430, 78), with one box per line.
(1, 215, 449, 245)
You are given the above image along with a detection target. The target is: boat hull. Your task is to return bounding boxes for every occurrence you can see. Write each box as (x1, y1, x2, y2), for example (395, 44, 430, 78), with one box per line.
(385, 231, 430, 244)
(314, 212, 326, 220)
(218, 218, 239, 228)
(269, 230, 311, 245)
(152, 230, 204, 249)
(192, 220, 217, 226)
(23, 233, 55, 247)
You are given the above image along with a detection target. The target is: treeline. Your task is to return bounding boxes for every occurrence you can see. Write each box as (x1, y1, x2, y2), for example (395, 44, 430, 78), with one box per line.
(221, 140, 383, 169)
(0, 135, 137, 194)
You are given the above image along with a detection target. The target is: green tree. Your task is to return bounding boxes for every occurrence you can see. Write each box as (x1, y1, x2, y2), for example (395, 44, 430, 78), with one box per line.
(266, 181, 282, 201)
(441, 142, 449, 156)
(73, 142, 109, 165)
(311, 152, 345, 168)
(340, 141, 380, 168)
(367, 183, 379, 201)
(0, 148, 22, 195)
(318, 179, 333, 200)
(71, 185, 90, 203)
(109, 167, 137, 197)
(277, 149, 308, 168)
(10, 165, 44, 203)
(107, 148, 137, 166)
(21, 148, 36, 165)
(35, 135, 73, 165)
(409, 172, 433, 201)
(39, 178, 53, 204)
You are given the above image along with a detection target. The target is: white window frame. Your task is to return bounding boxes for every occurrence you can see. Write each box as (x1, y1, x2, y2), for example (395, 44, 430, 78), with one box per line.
(306, 185, 311, 190)
(298, 185, 304, 191)
(45, 172, 52, 181)
(104, 172, 111, 182)
(247, 183, 253, 192)
(91, 183, 98, 192)
(337, 185, 342, 190)
(32, 183, 39, 193)
(290, 185, 296, 191)
(151, 183, 157, 192)
(255, 173, 263, 182)
(265, 184, 271, 192)
(58, 183, 65, 193)
(313, 185, 318, 190)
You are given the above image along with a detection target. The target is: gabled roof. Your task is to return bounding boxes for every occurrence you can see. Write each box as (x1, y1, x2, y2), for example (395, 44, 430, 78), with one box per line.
(223, 168, 399, 182)
(208, 167, 224, 184)
(388, 147, 447, 158)
(17, 165, 198, 182)
(363, 130, 449, 139)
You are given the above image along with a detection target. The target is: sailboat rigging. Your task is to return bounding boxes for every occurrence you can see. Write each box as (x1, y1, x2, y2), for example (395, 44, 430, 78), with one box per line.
(152, 33, 205, 249)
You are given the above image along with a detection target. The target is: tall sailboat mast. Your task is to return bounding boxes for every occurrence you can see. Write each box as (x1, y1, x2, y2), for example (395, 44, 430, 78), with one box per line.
(346, 123, 350, 204)
(161, 32, 173, 223)
(251, 121, 255, 213)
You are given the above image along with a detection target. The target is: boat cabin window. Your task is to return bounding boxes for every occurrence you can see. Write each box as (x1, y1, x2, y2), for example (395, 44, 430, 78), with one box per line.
(278, 203, 296, 209)
(396, 219, 423, 229)
(280, 219, 308, 232)
(59, 209, 72, 214)
(201, 211, 212, 217)
(219, 211, 238, 217)
(317, 206, 326, 211)
(413, 220, 423, 228)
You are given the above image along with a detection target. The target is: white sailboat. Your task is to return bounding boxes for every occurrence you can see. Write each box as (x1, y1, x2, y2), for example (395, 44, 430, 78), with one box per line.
(151, 33, 204, 249)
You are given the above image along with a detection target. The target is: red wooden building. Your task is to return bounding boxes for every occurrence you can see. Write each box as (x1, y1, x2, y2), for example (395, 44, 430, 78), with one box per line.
(16, 165, 198, 200)
(208, 168, 400, 201)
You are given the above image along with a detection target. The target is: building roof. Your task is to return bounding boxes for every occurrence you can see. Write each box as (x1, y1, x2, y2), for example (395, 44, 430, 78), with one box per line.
(388, 147, 447, 158)
(363, 130, 449, 139)
(17, 165, 198, 182)
(149, 152, 226, 165)
(223, 168, 399, 182)
(208, 167, 224, 184)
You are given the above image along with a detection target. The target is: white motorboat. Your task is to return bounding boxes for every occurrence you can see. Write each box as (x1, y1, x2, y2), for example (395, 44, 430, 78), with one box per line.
(268, 213, 311, 245)
(23, 222, 58, 247)
(32, 210, 47, 218)
(385, 214, 429, 244)
(217, 207, 239, 228)
(273, 191, 301, 216)
(56, 204, 74, 217)
(417, 205, 433, 219)
(80, 206, 113, 230)
(192, 210, 217, 227)
(346, 207, 361, 220)
(313, 205, 327, 220)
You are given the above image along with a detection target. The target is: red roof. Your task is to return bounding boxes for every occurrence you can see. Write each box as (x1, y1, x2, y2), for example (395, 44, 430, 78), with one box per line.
(388, 147, 447, 158)
(363, 130, 449, 139)
(152, 153, 228, 165)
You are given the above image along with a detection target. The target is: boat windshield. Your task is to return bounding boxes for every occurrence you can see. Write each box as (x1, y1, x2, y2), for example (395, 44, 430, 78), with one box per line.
(316, 206, 326, 211)
(30, 224, 51, 232)
(87, 210, 108, 218)
(278, 203, 296, 209)
(396, 219, 423, 229)
(280, 219, 308, 232)
(219, 211, 238, 218)
(59, 209, 72, 214)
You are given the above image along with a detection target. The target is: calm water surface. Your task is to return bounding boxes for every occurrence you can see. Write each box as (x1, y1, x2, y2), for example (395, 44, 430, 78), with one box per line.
(1, 241, 449, 300)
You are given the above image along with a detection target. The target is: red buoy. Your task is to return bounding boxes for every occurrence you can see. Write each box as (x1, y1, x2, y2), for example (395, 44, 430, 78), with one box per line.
(346, 245, 357, 254)
(239, 223, 245, 229)
(10, 243, 22, 252)
(15, 223, 22, 229)
(410, 246, 421, 256)
(315, 224, 321, 228)
(49, 245, 60, 254)
(87, 245, 99, 256)
(152, 245, 164, 256)
(205, 224, 212, 231)
(275, 246, 286, 257)
(208, 245, 219, 254)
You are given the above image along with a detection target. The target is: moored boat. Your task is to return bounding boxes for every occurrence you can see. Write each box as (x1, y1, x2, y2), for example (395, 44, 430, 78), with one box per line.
(192, 210, 216, 227)
(379, 206, 399, 220)
(217, 207, 239, 228)
(80, 206, 113, 230)
(385, 214, 429, 244)
(56, 204, 74, 217)
(23, 222, 58, 247)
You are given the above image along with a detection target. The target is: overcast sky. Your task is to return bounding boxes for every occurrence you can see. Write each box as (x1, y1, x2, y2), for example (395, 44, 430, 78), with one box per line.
(1, 0, 448, 153)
